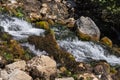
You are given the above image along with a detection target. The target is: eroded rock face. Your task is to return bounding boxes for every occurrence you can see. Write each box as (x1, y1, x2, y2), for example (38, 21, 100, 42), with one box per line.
(8, 69, 32, 80)
(55, 77, 74, 80)
(27, 55, 57, 80)
(0, 69, 32, 80)
(78, 73, 99, 80)
(75, 16, 100, 41)
(5, 60, 26, 72)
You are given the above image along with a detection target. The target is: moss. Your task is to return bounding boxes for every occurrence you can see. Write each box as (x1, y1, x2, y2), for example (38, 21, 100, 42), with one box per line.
(100, 37, 112, 47)
(36, 21, 50, 30)
(110, 67, 117, 74)
(0, 32, 12, 41)
(76, 30, 91, 41)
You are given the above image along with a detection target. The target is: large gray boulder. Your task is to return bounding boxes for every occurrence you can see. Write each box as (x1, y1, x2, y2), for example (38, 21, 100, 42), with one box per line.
(75, 16, 100, 41)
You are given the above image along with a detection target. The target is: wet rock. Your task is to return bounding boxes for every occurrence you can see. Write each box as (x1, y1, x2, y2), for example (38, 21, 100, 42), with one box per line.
(8, 69, 32, 80)
(78, 73, 99, 80)
(75, 16, 100, 41)
(0, 26, 4, 32)
(27, 55, 57, 80)
(100, 37, 113, 47)
(5, 60, 26, 72)
(55, 77, 74, 80)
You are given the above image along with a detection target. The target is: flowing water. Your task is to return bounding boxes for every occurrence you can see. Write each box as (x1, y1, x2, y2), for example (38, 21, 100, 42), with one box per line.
(0, 14, 120, 65)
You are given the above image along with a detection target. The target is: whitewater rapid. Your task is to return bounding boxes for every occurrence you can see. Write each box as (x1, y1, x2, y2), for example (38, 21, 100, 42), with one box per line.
(0, 15, 120, 65)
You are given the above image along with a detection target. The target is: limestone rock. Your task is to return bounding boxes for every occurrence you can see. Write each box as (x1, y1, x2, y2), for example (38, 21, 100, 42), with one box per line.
(8, 69, 32, 80)
(78, 73, 99, 80)
(93, 62, 111, 80)
(75, 16, 100, 41)
(55, 77, 74, 80)
(27, 55, 57, 79)
(5, 60, 26, 72)
(0, 70, 8, 80)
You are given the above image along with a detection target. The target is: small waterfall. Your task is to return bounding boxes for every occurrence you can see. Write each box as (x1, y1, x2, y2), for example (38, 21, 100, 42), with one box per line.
(53, 26, 120, 65)
(0, 14, 46, 55)
(0, 14, 120, 65)
(0, 15, 45, 40)
(58, 39, 120, 65)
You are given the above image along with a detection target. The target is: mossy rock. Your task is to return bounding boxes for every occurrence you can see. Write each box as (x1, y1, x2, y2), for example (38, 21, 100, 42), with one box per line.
(36, 21, 50, 30)
(47, 19, 54, 26)
(28, 30, 79, 72)
(100, 37, 112, 47)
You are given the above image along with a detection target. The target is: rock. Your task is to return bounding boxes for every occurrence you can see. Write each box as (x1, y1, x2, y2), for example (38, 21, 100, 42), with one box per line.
(40, 3, 48, 15)
(100, 37, 112, 47)
(75, 16, 100, 41)
(66, 18, 75, 28)
(78, 73, 99, 80)
(112, 68, 120, 80)
(39, 0, 69, 20)
(36, 21, 50, 30)
(47, 19, 54, 26)
(93, 62, 111, 80)
(0, 26, 4, 32)
(5, 60, 26, 72)
(0, 56, 6, 68)
(30, 13, 42, 21)
(8, 69, 32, 80)
(55, 77, 74, 80)
(0, 69, 8, 80)
(27, 55, 57, 79)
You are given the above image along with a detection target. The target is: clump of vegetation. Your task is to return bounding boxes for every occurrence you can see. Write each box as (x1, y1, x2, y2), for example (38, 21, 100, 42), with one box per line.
(0, 32, 34, 63)
(28, 30, 80, 73)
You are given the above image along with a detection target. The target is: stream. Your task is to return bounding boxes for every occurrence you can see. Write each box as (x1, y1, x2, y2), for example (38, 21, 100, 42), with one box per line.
(0, 15, 120, 65)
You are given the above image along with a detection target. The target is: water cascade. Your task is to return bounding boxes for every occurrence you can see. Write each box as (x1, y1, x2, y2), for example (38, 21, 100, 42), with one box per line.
(0, 15, 120, 65)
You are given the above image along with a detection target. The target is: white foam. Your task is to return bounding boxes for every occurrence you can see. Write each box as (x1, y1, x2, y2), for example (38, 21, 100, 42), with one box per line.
(58, 39, 120, 65)
(22, 43, 47, 56)
(0, 16, 45, 39)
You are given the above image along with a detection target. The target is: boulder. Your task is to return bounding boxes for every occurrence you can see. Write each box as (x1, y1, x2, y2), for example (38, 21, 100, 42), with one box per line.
(55, 77, 74, 80)
(78, 73, 99, 80)
(27, 55, 57, 80)
(93, 62, 111, 80)
(8, 69, 32, 80)
(0, 69, 8, 80)
(5, 60, 26, 72)
(75, 16, 100, 41)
